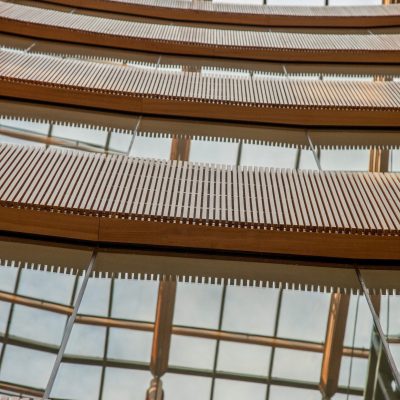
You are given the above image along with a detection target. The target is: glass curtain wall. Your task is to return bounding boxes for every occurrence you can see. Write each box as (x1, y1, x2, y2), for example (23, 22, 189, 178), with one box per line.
(0, 240, 399, 400)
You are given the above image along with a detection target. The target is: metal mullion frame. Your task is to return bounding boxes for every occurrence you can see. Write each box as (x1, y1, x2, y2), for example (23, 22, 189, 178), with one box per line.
(356, 269, 400, 391)
(43, 250, 97, 400)
(99, 278, 114, 400)
(0, 325, 368, 399)
(210, 284, 227, 400)
(265, 288, 283, 400)
(0, 262, 22, 371)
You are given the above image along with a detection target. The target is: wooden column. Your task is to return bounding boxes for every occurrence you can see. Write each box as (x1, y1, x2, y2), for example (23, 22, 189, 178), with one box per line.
(146, 133, 191, 398)
(369, 148, 389, 173)
(170, 135, 191, 161)
(320, 293, 350, 399)
(150, 279, 177, 379)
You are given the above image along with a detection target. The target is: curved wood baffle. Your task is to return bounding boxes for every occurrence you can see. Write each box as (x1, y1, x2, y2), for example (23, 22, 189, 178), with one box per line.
(1, 50, 400, 128)
(1, 2, 400, 63)
(39, 0, 400, 28)
(0, 144, 399, 261)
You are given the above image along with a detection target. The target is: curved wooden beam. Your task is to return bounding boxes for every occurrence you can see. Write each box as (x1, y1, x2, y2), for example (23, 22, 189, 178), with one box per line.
(1, 2, 400, 63)
(39, 0, 400, 28)
(0, 144, 399, 260)
(1, 50, 400, 128)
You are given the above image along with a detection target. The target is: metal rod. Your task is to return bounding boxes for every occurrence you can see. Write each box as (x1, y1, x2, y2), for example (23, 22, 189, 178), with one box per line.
(42, 250, 97, 400)
(306, 130, 322, 171)
(356, 269, 400, 391)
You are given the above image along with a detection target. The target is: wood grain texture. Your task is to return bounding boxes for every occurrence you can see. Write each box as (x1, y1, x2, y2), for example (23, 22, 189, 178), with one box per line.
(1, 49, 400, 128)
(1, 2, 400, 63)
(37, 0, 400, 28)
(0, 144, 399, 260)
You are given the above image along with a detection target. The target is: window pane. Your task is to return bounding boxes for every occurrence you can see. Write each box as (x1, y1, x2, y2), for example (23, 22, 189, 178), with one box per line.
(344, 295, 373, 349)
(222, 286, 279, 335)
(0, 265, 17, 292)
(277, 290, 330, 342)
(163, 373, 211, 400)
(112, 279, 158, 322)
(272, 349, 322, 383)
(333, 394, 363, 400)
(130, 135, 171, 159)
(240, 144, 297, 169)
(0, 118, 49, 134)
(390, 150, 400, 172)
(298, 149, 318, 170)
(102, 367, 151, 400)
(18, 268, 75, 304)
(9, 305, 66, 346)
(320, 149, 369, 172)
(108, 130, 132, 153)
(217, 341, 271, 376)
(52, 125, 107, 148)
(189, 139, 238, 165)
(75, 277, 110, 316)
(107, 328, 152, 363)
(0, 301, 11, 334)
(65, 324, 106, 358)
(214, 379, 266, 400)
(339, 356, 368, 389)
(169, 335, 216, 370)
(0, 345, 55, 389)
(51, 363, 102, 400)
(174, 283, 223, 329)
(269, 386, 321, 400)
(389, 344, 400, 372)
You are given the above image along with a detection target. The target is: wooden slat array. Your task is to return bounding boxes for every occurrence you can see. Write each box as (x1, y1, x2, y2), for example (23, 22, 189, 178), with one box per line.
(1, 48, 399, 112)
(1, 2, 400, 63)
(38, 0, 400, 28)
(1, 143, 400, 236)
(41, 0, 400, 18)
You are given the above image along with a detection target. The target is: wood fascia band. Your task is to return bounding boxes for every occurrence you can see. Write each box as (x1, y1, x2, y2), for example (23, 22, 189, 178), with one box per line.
(1, 50, 400, 128)
(1, 3, 400, 63)
(38, 0, 400, 28)
(1, 144, 400, 260)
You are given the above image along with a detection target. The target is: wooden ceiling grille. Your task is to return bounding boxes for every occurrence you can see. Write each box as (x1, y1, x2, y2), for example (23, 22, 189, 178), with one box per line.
(1, 2, 400, 63)
(36, 0, 400, 28)
(1, 49, 400, 127)
(1, 143, 399, 258)
(1, 143, 400, 236)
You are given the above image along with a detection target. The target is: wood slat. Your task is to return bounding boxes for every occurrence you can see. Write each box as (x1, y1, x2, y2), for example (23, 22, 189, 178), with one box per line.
(1, 143, 399, 238)
(1, 2, 400, 63)
(1, 49, 399, 128)
(38, 0, 400, 28)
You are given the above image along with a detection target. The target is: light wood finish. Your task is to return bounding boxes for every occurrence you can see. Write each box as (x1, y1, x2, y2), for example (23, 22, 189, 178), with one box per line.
(0, 144, 400, 259)
(370, 148, 390, 173)
(320, 294, 350, 399)
(1, 3, 400, 63)
(39, 0, 400, 28)
(1, 50, 400, 128)
(151, 280, 176, 377)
